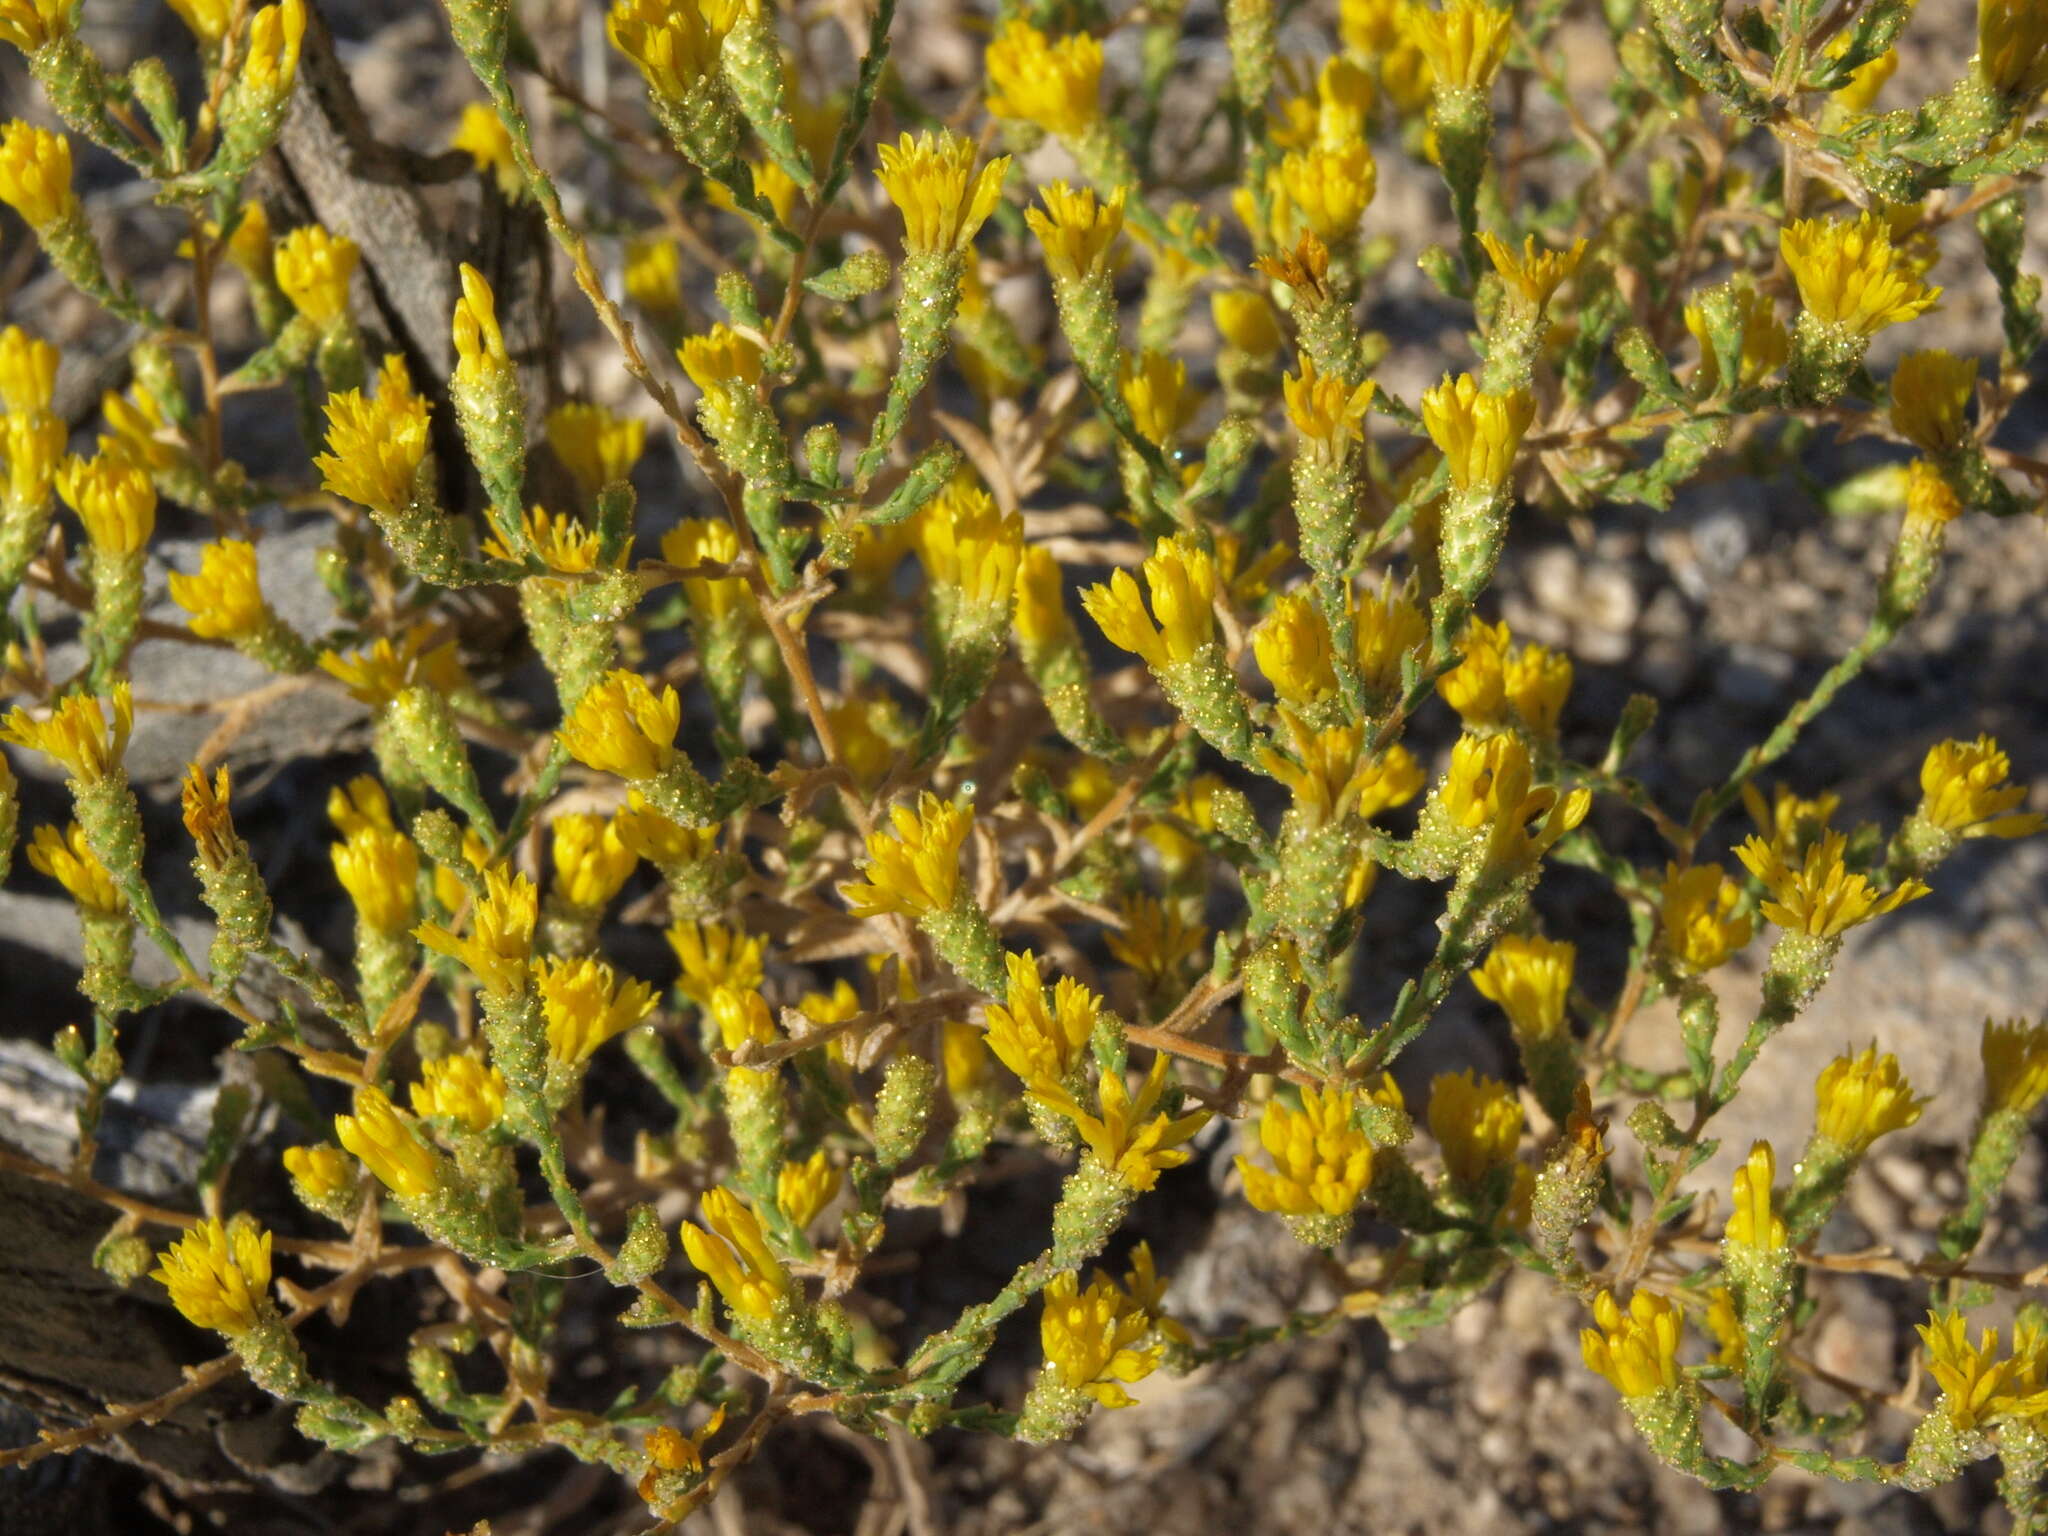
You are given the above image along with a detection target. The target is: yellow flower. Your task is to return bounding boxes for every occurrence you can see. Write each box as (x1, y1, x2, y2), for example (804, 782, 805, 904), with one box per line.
(1261, 713, 1423, 828)
(0, 120, 74, 229)
(282, 1143, 352, 1202)
(167, 538, 271, 641)
(1740, 780, 1839, 860)
(1353, 579, 1429, 694)
(625, 235, 682, 315)
(1421, 372, 1535, 495)
(219, 200, 273, 276)
(546, 401, 646, 497)
(1283, 355, 1376, 458)
(334, 1086, 441, 1200)
(1236, 1085, 1375, 1218)
(482, 504, 604, 575)
(607, 0, 741, 102)
(1470, 934, 1573, 1042)
(1410, 0, 1515, 89)
(1274, 142, 1377, 244)
(1982, 1018, 2048, 1117)
(1736, 829, 1928, 939)
(3, 408, 63, 510)
(1427, 1068, 1522, 1185)
(451, 262, 508, 388)
(1905, 454, 1964, 526)
(666, 919, 765, 1009)
(536, 954, 659, 1066)
(982, 950, 1101, 1090)
(1725, 1140, 1784, 1250)
(1890, 350, 1976, 456)
(550, 811, 637, 915)
(1580, 1289, 1684, 1399)
(1, 681, 132, 784)
(150, 1216, 272, 1336)
(1504, 639, 1571, 737)
(875, 130, 1009, 256)
(1779, 214, 1940, 337)
(27, 822, 122, 914)
(317, 624, 461, 709)
(1118, 350, 1198, 448)
(1081, 534, 1217, 672)
(0, 324, 56, 415)
(1658, 862, 1753, 973)
(1979, 0, 2048, 101)
(943, 1020, 991, 1099)
(615, 789, 718, 866)
(641, 1407, 729, 1484)
(331, 822, 420, 936)
(0, 0, 70, 51)
(451, 101, 520, 196)
(680, 1186, 790, 1321)
(327, 774, 395, 837)
(237, 0, 304, 101)
(1436, 616, 1508, 725)
(1105, 894, 1207, 985)
(1253, 592, 1339, 706)
(1918, 1311, 2048, 1431)
(558, 669, 683, 780)
(1916, 734, 2042, 840)
(677, 323, 764, 394)
(273, 224, 356, 327)
(416, 865, 539, 996)
(1030, 1055, 1210, 1192)
(1024, 181, 1126, 285)
(1814, 1044, 1927, 1154)
(1684, 282, 1789, 392)
(101, 385, 180, 473)
(1478, 231, 1588, 308)
(1438, 731, 1591, 864)
(1012, 543, 1070, 650)
(411, 1049, 507, 1133)
(57, 450, 156, 555)
(1830, 44, 1897, 115)
(917, 477, 1023, 612)
(1341, 0, 1406, 57)
(661, 516, 750, 625)
(984, 19, 1102, 137)
(315, 357, 431, 515)
(712, 984, 777, 1051)
(840, 792, 973, 919)
(777, 1148, 842, 1230)
(1038, 1267, 1163, 1408)
(1210, 290, 1283, 358)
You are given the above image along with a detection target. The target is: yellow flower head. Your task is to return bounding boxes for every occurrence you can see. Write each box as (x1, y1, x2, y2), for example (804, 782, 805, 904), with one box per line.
(1039, 1267, 1164, 1408)
(642, 1408, 729, 1485)
(0, 120, 73, 229)
(1740, 780, 1839, 860)
(661, 516, 750, 625)
(411, 1049, 508, 1133)
(677, 322, 764, 395)
(1981, 1017, 2048, 1117)
(282, 1143, 353, 1202)
(1283, 354, 1376, 458)
(943, 1020, 991, 1099)
(917, 477, 1023, 613)
(1905, 455, 1963, 526)
(1354, 579, 1429, 694)
(982, 950, 1102, 1090)
(1504, 639, 1572, 737)
(1918, 1311, 2048, 1431)
(315, 356, 431, 516)
(711, 984, 777, 1051)
(273, 224, 357, 327)
(27, 822, 123, 915)
(0, 0, 70, 51)
(985, 19, 1103, 138)
(536, 954, 659, 1066)
(1012, 543, 1070, 650)
(558, 669, 682, 781)
(1684, 282, 1790, 393)
(1341, 0, 1406, 56)
(1237, 1084, 1375, 1218)
(331, 821, 420, 936)
(451, 262, 508, 386)
(100, 384, 180, 473)
(777, 1148, 842, 1230)
(482, 504, 604, 576)
(1725, 1139, 1785, 1250)
(1658, 862, 1753, 973)
(317, 623, 462, 709)
(416, 865, 538, 997)
(327, 776, 395, 841)
(1, 409, 61, 510)
(1580, 1289, 1684, 1399)
(616, 789, 718, 867)
(238, 0, 305, 101)
(1780, 214, 1940, 337)
(681, 1186, 790, 1320)
(1439, 731, 1591, 865)
(1081, 534, 1217, 672)
(546, 401, 646, 497)
(1, 681, 132, 784)
(1261, 713, 1424, 829)
(1471, 933, 1573, 1042)
(625, 235, 682, 315)
(451, 101, 520, 196)
(334, 1086, 441, 1200)
(57, 449, 156, 556)
(1916, 734, 2042, 841)
(1426, 1067, 1522, 1186)
(1814, 1044, 1927, 1154)
(1105, 894, 1207, 986)
(1421, 372, 1534, 495)
(1736, 829, 1928, 939)
(841, 792, 973, 919)
(1980, 0, 2048, 102)
(667, 919, 765, 1010)
(1118, 350, 1198, 448)
(1211, 290, 1284, 358)
(167, 538, 271, 641)
(1479, 231, 1589, 308)
(1436, 616, 1508, 726)
(1274, 142, 1377, 244)
(174, 763, 236, 873)
(1890, 350, 1977, 456)
(1024, 180, 1126, 285)
(1410, 0, 1515, 89)
(151, 1216, 272, 1336)
(0, 324, 57, 415)
(549, 811, 637, 916)
(875, 130, 1009, 256)
(607, 0, 741, 103)
(1031, 1054, 1210, 1192)
(1254, 592, 1339, 707)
